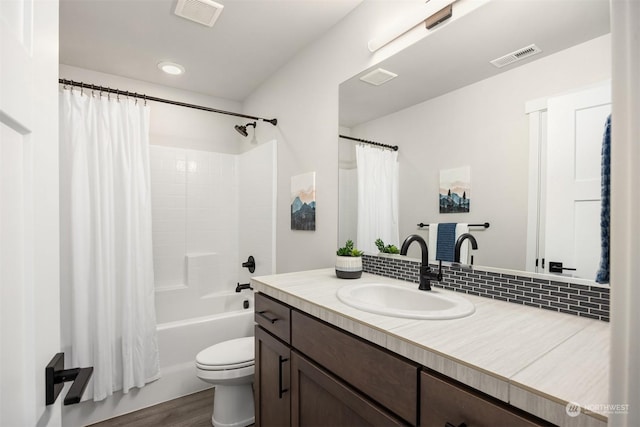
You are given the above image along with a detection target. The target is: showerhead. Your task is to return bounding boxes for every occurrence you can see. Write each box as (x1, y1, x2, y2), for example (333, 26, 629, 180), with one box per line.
(234, 124, 248, 137)
(235, 121, 256, 137)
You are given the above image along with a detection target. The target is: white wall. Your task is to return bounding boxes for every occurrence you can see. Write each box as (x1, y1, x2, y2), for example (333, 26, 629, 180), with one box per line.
(350, 34, 611, 270)
(241, 1, 444, 273)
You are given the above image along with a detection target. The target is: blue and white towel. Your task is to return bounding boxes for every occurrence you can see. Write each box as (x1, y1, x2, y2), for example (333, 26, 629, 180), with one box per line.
(595, 115, 611, 284)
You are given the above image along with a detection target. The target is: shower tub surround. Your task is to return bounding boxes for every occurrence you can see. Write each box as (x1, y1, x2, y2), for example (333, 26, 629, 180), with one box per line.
(362, 254, 610, 322)
(151, 142, 277, 323)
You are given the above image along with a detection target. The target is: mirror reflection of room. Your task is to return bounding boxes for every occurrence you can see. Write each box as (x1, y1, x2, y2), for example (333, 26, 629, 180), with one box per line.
(338, 0, 611, 282)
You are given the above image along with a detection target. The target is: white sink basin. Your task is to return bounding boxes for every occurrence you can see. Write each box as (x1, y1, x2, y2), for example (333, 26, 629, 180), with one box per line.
(337, 282, 475, 320)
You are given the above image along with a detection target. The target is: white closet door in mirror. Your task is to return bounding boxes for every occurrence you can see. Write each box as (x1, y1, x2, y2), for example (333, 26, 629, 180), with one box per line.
(544, 82, 611, 280)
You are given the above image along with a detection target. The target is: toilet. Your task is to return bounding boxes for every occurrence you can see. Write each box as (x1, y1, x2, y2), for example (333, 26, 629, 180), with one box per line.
(195, 336, 255, 427)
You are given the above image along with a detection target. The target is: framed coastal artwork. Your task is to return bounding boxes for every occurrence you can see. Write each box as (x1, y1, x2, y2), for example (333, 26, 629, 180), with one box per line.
(439, 166, 471, 213)
(291, 171, 316, 230)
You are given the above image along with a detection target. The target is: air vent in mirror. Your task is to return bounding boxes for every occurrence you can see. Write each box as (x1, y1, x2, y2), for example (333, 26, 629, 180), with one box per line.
(490, 44, 542, 68)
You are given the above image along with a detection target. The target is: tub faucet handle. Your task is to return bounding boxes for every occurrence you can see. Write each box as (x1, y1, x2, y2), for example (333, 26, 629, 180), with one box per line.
(242, 256, 255, 273)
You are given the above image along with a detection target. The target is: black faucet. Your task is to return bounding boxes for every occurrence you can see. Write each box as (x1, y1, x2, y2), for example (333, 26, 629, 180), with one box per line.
(235, 282, 253, 293)
(454, 233, 478, 264)
(400, 234, 442, 291)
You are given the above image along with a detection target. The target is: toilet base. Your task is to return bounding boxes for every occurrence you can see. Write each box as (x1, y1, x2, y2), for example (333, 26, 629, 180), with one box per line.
(211, 383, 255, 427)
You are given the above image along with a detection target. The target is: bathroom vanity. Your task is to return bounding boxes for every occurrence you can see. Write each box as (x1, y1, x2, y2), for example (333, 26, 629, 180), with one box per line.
(252, 269, 609, 427)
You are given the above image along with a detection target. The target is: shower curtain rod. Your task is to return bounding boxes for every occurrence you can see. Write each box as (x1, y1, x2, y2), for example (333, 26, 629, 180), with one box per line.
(58, 79, 278, 126)
(339, 134, 398, 151)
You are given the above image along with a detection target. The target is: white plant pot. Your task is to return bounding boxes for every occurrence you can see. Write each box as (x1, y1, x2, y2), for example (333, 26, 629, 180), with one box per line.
(335, 256, 363, 279)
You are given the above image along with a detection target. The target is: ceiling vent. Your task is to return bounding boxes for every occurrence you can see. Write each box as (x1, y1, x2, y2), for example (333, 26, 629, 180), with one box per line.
(174, 0, 224, 27)
(490, 44, 542, 68)
(359, 68, 398, 86)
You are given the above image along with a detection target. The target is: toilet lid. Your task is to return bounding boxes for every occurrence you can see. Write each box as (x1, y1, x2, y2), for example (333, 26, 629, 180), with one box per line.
(196, 336, 254, 368)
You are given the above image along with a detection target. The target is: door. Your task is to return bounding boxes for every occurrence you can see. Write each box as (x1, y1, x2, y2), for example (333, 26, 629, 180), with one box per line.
(544, 82, 611, 279)
(0, 0, 61, 426)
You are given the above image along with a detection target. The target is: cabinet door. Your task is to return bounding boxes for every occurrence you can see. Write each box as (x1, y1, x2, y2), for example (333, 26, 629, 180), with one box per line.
(292, 311, 418, 424)
(420, 371, 552, 427)
(255, 326, 291, 427)
(291, 351, 406, 426)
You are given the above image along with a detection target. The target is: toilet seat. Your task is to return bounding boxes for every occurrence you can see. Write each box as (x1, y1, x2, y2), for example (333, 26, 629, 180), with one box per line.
(196, 360, 253, 371)
(196, 336, 254, 371)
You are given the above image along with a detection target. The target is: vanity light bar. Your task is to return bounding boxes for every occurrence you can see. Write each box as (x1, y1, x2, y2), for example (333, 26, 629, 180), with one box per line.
(367, 0, 456, 52)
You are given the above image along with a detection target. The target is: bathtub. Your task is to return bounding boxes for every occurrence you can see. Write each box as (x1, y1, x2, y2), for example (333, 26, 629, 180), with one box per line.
(62, 291, 255, 426)
(157, 291, 255, 369)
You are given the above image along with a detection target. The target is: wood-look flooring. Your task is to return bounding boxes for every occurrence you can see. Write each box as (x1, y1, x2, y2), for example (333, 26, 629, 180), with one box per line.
(88, 389, 215, 427)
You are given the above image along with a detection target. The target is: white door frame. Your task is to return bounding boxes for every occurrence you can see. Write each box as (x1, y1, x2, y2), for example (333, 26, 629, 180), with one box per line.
(609, 2, 640, 425)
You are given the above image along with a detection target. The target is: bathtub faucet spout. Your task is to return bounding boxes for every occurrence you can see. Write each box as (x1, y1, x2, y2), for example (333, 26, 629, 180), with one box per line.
(235, 282, 253, 293)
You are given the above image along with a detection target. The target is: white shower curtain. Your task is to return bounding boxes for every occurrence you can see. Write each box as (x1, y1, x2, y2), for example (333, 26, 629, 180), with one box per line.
(59, 88, 160, 401)
(356, 144, 399, 253)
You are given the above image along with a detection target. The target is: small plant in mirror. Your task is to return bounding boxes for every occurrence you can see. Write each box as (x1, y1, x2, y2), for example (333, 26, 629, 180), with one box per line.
(375, 238, 400, 254)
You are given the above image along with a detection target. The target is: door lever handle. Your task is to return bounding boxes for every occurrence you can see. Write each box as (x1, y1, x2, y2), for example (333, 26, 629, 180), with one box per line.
(46, 353, 93, 405)
(549, 261, 577, 273)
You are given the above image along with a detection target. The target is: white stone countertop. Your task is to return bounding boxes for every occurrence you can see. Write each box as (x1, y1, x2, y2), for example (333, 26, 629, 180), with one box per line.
(251, 268, 609, 427)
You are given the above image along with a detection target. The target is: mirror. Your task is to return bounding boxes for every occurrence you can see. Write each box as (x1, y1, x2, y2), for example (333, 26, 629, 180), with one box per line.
(338, 0, 611, 280)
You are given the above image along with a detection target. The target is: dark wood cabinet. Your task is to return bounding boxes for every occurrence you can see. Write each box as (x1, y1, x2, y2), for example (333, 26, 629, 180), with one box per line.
(420, 370, 553, 427)
(255, 292, 553, 427)
(255, 291, 291, 343)
(254, 293, 292, 427)
(255, 325, 291, 427)
(254, 293, 413, 426)
(291, 351, 405, 426)
(291, 310, 419, 425)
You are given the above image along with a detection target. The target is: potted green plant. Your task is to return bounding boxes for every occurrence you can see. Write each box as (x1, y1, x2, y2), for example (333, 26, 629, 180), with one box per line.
(375, 238, 400, 254)
(335, 240, 363, 279)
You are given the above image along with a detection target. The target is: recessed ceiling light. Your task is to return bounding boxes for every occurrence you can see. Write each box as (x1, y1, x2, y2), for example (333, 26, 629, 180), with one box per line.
(158, 61, 185, 75)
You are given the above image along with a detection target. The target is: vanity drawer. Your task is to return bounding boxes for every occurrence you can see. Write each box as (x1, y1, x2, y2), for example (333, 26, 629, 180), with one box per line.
(420, 370, 552, 427)
(291, 310, 419, 425)
(255, 293, 291, 344)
